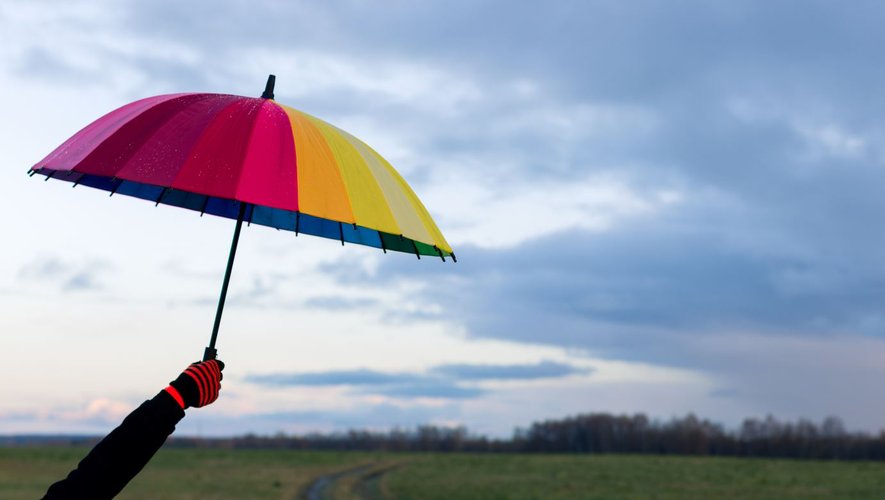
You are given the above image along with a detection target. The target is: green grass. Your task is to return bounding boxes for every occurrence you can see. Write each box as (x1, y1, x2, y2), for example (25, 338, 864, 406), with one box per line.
(2, 447, 884, 499)
(0, 446, 377, 499)
(384, 453, 885, 499)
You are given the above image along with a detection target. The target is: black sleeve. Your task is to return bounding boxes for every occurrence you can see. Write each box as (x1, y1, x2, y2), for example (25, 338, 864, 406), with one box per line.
(43, 390, 186, 499)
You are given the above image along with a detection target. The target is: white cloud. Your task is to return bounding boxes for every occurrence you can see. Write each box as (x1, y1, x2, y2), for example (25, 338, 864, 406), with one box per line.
(422, 172, 683, 249)
(794, 123, 867, 160)
(0, 398, 135, 434)
(58, 398, 134, 424)
(727, 94, 871, 165)
(17, 256, 113, 292)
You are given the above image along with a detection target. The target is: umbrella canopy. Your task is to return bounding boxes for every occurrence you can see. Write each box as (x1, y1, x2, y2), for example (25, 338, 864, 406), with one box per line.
(30, 78, 453, 260)
(30, 76, 453, 360)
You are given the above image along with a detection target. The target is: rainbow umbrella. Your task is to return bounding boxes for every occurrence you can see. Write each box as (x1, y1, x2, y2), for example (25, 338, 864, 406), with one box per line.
(30, 75, 454, 361)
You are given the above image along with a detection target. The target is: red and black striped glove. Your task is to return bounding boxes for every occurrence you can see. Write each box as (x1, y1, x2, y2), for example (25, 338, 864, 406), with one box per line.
(164, 359, 224, 409)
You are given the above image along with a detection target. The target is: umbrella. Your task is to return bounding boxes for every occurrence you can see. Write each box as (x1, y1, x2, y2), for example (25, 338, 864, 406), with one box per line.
(29, 75, 454, 361)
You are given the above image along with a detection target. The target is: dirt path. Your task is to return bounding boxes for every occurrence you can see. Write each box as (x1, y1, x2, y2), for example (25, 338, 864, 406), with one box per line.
(300, 462, 401, 500)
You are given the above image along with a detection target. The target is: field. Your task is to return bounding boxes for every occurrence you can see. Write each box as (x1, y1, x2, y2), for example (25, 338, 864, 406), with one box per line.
(2, 447, 884, 499)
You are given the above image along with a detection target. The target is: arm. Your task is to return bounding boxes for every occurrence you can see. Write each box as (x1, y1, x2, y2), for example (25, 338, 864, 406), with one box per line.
(43, 391, 184, 499)
(43, 359, 224, 499)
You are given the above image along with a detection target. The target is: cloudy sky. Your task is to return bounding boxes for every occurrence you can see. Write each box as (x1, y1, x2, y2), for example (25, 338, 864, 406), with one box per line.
(2, 0, 885, 437)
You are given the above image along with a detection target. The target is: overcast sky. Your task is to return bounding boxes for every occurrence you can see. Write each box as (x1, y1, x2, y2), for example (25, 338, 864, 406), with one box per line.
(2, 0, 885, 437)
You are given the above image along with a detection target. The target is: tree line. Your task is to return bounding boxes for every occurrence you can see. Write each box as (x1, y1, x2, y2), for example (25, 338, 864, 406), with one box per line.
(516, 413, 885, 459)
(164, 413, 885, 460)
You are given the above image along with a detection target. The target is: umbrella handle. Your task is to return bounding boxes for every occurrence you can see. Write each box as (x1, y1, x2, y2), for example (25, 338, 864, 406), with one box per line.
(203, 347, 218, 361)
(203, 202, 248, 362)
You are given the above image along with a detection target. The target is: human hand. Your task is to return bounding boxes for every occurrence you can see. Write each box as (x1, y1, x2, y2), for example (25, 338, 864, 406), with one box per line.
(164, 359, 225, 409)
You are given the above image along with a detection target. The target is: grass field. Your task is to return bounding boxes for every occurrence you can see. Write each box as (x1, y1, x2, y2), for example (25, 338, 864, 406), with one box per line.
(2, 447, 884, 499)
(0, 447, 376, 499)
(384, 454, 885, 499)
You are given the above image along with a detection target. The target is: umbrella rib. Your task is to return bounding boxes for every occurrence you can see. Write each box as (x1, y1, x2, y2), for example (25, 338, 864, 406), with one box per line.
(411, 239, 421, 260)
(338, 222, 345, 246)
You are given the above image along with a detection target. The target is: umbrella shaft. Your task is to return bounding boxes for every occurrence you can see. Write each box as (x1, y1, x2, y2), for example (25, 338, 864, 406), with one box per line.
(205, 202, 247, 361)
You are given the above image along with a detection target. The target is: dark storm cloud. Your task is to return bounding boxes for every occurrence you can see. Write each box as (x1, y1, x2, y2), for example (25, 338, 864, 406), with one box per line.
(249, 369, 409, 387)
(326, 206, 885, 371)
(246, 369, 482, 400)
(246, 361, 588, 399)
(432, 361, 588, 381)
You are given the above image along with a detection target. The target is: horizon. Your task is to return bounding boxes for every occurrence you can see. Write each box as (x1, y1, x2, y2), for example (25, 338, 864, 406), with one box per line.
(0, 409, 872, 442)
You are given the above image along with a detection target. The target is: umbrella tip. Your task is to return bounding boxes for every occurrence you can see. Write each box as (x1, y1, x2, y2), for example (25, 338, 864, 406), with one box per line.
(261, 74, 276, 99)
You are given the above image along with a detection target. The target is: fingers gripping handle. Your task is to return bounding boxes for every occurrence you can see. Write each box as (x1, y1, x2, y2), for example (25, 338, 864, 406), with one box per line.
(203, 346, 217, 361)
